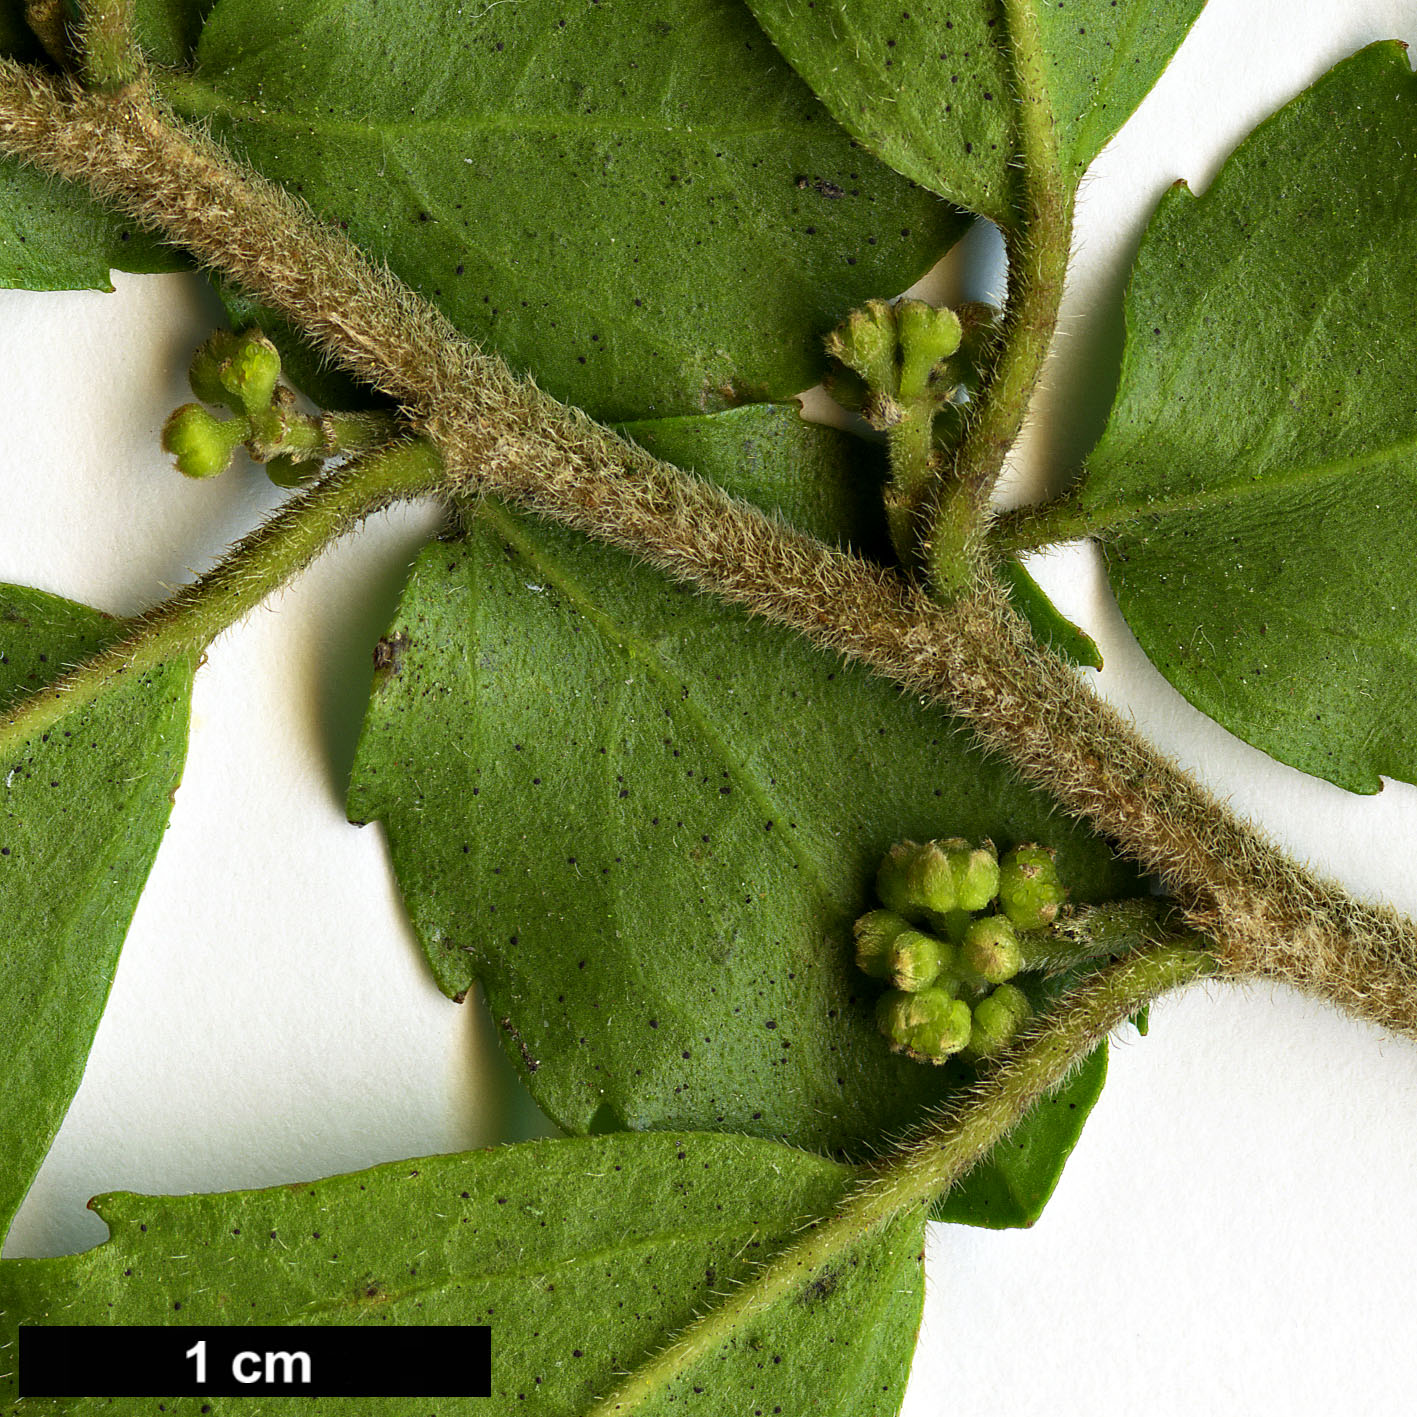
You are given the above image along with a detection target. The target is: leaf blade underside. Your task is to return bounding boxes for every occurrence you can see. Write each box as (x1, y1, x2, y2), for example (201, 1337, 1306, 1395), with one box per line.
(0, 587, 195, 1240)
(348, 404, 1133, 1223)
(0, 1132, 925, 1416)
(175, 0, 969, 422)
(1077, 42, 1417, 793)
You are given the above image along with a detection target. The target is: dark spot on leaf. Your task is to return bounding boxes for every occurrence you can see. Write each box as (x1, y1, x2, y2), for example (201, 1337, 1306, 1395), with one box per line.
(501, 1016, 540, 1073)
(799, 1268, 839, 1303)
(372, 631, 410, 681)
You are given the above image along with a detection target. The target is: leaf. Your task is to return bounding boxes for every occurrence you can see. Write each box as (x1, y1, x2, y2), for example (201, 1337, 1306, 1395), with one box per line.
(1075, 42, 1417, 793)
(1034, 0, 1207, 190)
(744, 0, 1206, 226)
(618, 402, 890, 555)
(998, 557, 1102, 670)
(0, 167, 183, 290)
(349, 402, 1135, 1192)
(134, 0, 218, 67)
(167, 0, 969, 422)
(0, 587, 195, 1238)
(938, 1043, 1105, 1228)
(0, 1132, 925, 1416)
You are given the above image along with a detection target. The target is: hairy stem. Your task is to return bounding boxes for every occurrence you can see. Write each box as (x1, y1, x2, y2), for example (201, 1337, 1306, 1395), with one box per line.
(883, 403, 938, 568)
(1021, 898, 1189, 975)
(991, 493, 1098, 555)
(246, 404, 400, 464)
(23, 1, 70, 68)
(0, 64, 1414, 1035)
(76, 0, 141, 90)
(0, 439, 443, 752)
(591, 944, 1212, 1414)
(923, 0, 1072, 594)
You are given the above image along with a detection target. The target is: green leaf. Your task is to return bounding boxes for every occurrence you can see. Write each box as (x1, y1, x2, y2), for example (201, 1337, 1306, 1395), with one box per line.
(0, 588, 195, 1239)
(744, 0, 1206, 226)
(1075, 42, 1417, 793)
(939, 1042, 1105, 1227)
(0, 166, 182, 289)
(0, 1133, 925, 1416)
(349, 403, 1135, 1189)
(166, 0, 969, 422)
(998, 557, 1102, 670)
(1035, 0, 1207, 190)
(134, 0, 217, 67)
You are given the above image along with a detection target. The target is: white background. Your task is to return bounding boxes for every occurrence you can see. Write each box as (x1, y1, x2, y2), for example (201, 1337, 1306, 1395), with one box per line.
(4, 1, 1417, 1412)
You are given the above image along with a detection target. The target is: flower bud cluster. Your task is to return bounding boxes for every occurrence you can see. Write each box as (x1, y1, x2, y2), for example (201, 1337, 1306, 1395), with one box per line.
(161, 329, 340, 486)
(823, 297, 964, 425)
(855, 838, 1067, 1064)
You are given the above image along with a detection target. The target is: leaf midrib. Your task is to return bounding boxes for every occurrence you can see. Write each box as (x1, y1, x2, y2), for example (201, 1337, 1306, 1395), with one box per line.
(1084, 428, 1417, 538)
(161, 73, 815, 144)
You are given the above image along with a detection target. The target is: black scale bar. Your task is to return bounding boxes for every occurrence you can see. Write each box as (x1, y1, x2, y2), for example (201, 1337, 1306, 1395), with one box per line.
(19, 1325, 491, 1398)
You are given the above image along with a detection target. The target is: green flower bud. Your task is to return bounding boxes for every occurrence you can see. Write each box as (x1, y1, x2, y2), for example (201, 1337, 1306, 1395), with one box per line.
(939, 836, 1000, 912)
(895, 299, 963, 402)
(221, 333, 283, 416)
(161, 404, 249, 479)
(876, 985, 972, 1064)
(998, 844, 1066, 930)
(961, 915, 1023, 985)
(187, 330, 283, 417)
(855, 911, 949, 990)
(826, 299, 898, 397)
(887, 927, 947, 993)
(876, 840, 956, 920)
(187, 330, 243, 408)
(968, 982, 1032, 1058)
(854, 909, 912, 979)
